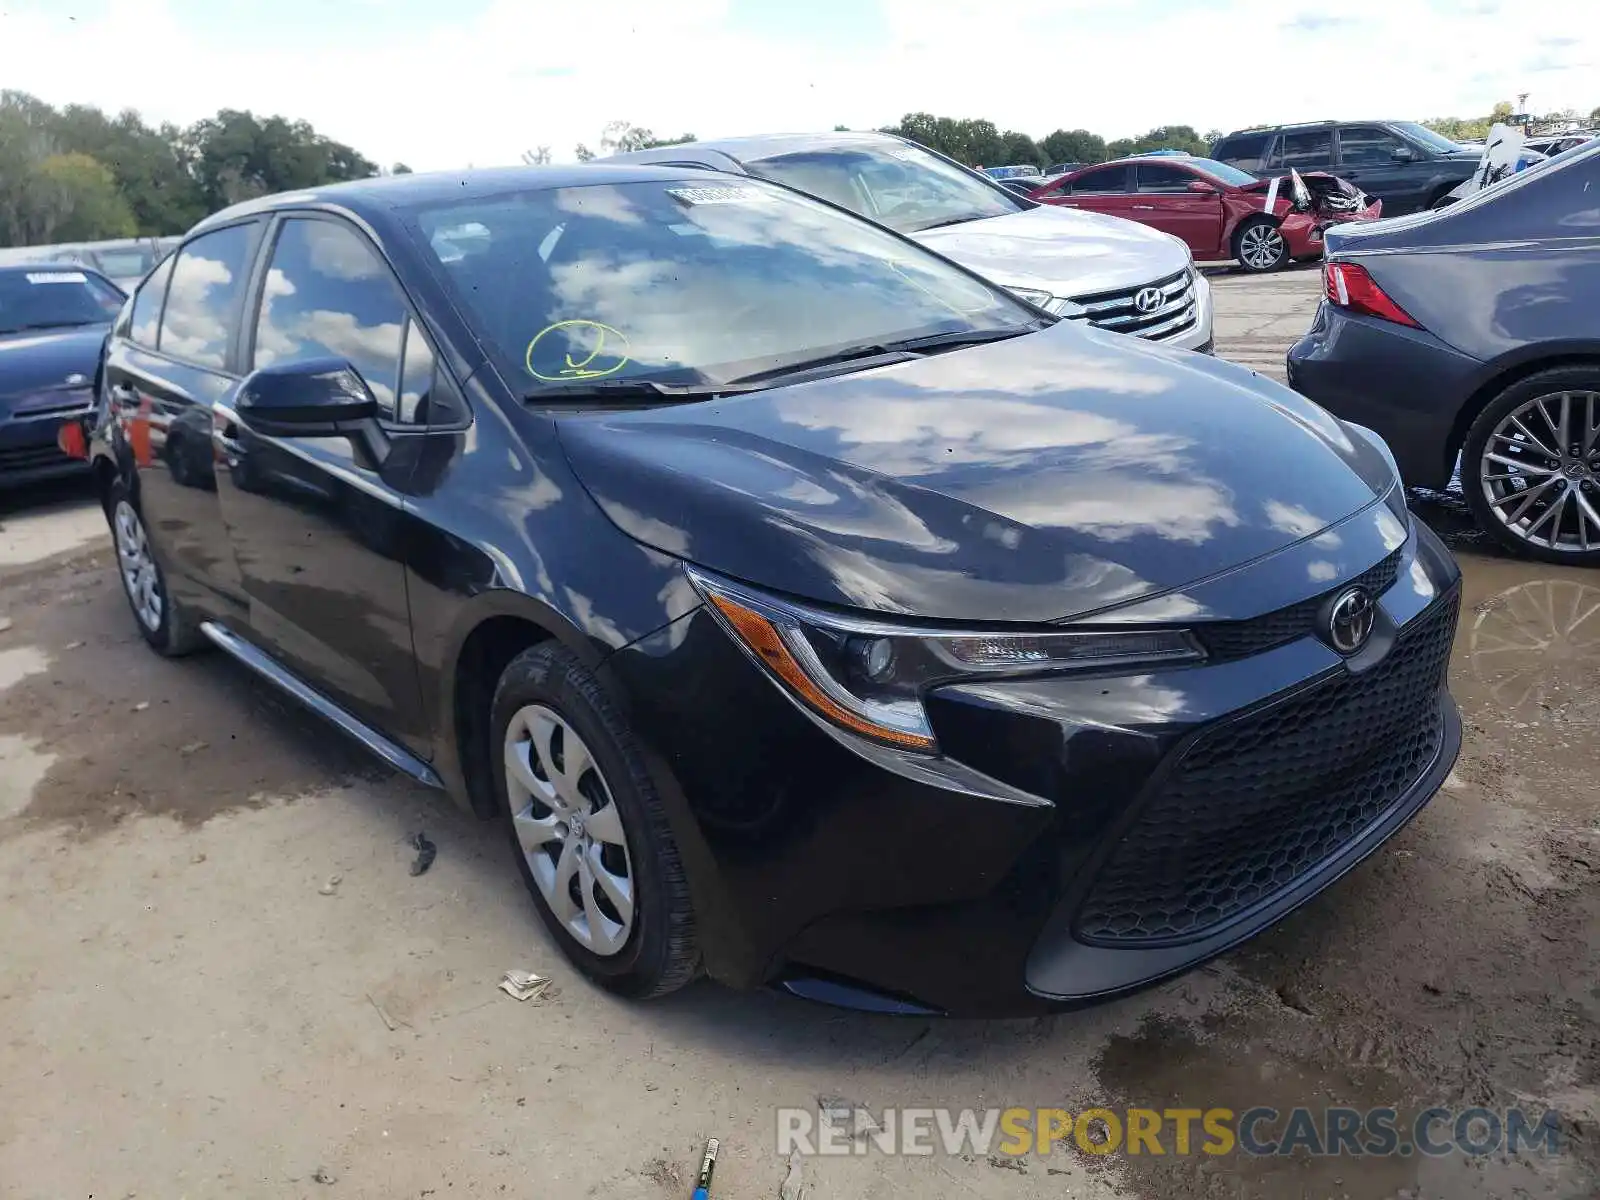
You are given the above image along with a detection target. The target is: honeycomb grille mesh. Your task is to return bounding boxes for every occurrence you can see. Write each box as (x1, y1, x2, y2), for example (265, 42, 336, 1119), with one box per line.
(1074, 590, 1458, 946)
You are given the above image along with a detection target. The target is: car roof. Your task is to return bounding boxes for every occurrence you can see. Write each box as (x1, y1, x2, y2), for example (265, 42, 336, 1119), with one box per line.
(190, 163, 727, 235)
(602, 131, 911, 167)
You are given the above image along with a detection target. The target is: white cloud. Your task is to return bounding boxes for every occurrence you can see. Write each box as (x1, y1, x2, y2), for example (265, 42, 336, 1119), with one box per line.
(0, 0, 1595, 181)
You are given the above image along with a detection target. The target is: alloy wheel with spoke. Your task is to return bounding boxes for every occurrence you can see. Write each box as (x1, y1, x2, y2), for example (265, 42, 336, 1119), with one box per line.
(1478, 389, 1600, 555)
(113, 499, 163, 632)
(1238, 223, 1285, 271)
(504, 703, 635, 957)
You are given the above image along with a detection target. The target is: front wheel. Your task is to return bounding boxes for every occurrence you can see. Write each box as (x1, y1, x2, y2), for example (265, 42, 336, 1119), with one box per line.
(1233, 217, 1288, 273)
(1462, 368, 1600, 566)
(491, 642, 700, 999)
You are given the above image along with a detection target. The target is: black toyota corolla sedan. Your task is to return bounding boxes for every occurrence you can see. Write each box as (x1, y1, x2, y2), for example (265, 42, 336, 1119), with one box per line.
(0, 263, 125, 487)
(78, 165, 1461, 1016)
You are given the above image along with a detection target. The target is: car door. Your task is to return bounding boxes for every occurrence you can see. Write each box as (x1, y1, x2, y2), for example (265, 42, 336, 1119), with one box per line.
(1132, 162, 1222, 256)
(1049, 165, 1134, 217)
(213, 213, 431, 751)
(1333, 125, 1431, 214)
(104, 224, 261, 624)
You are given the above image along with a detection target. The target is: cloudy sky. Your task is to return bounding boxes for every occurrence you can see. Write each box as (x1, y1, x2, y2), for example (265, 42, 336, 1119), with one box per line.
(1, 0, 1594, 170)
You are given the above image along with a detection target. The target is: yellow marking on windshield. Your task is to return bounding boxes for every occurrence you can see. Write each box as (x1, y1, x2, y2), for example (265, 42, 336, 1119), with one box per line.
(525, 319, 632, 381)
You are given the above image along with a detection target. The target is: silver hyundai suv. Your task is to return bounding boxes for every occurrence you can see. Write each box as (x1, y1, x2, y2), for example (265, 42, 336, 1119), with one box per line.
(603, 131, 1213, 353)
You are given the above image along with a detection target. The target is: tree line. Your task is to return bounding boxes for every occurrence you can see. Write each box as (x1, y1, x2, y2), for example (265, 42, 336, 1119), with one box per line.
(879, 102, 1600, 170)
(0, 90, 394, 249)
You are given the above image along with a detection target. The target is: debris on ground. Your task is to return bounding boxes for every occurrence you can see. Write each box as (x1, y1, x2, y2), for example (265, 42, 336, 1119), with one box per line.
(366, 993, 399, 1032)
(132, 701, 149, 712)
(318, 874, 342, 896)
(63, 640, 83, 650)
(499, 969, 552, 1002)
(642, 1155, 683, 1189)
(179, 740, 208, 757)
(779, 1149, 804, 1200)
(407, 831, 436, 876)
(311, 1165, 337, 1184)
(0, 616, 11, 633)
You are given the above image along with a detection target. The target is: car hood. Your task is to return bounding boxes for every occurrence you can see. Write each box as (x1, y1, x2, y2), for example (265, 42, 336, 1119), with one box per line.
(909, 205, 1191, 300)
(0, 325, 107, 404)
(556, 324, 1395, 623)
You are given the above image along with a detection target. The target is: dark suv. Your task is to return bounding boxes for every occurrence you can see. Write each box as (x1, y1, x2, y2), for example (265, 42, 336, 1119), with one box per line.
(1212, 121, 1482, 216)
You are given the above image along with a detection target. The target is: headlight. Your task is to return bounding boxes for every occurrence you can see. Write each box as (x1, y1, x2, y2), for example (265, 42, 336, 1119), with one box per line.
(1007, 286, 1054, 308)
(689, 568, 1203, 753)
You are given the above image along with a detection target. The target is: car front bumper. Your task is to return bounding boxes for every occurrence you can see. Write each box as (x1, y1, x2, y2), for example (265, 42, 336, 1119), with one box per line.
(0, 394, 95, 488)
(1287, 302, 1483, 490)
(605, 507, 1462, 1016)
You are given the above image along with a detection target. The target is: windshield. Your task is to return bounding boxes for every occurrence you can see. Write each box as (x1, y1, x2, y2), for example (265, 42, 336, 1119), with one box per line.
(0, 269, 123, 335)
(1184, 158, 1259, 187)
(408, 179, 1038, 396)
(1393, 122, 1468, 154)
(91, 249, 156, 279)
(743, 140, 1023, 234)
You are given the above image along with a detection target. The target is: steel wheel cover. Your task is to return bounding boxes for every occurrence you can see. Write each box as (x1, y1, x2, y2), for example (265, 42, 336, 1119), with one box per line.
(504, 703, 636, 956)
(113, 500, 163, 632)
(1479, 390, 1600, 554)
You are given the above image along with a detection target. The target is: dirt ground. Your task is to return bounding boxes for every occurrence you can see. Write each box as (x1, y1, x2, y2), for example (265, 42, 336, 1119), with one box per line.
(1, 269, 1596, 1200)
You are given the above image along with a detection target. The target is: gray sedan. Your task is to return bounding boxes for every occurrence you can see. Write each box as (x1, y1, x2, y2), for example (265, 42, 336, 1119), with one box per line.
(1288, 140, 1600, 564)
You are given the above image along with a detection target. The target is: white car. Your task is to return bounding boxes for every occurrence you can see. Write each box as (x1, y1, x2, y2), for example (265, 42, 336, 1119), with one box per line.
(603, 132, 1214, 353)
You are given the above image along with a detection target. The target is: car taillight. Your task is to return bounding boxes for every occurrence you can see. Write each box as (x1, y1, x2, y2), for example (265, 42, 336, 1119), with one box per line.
(1323, 262, 1421, 328)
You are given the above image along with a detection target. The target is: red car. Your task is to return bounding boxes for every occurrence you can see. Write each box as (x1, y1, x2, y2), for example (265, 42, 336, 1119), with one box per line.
(1028, 156, 1381, 273)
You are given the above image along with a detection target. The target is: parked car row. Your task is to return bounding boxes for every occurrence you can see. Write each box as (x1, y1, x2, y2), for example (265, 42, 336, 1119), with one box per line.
(0, 235, 180, 292)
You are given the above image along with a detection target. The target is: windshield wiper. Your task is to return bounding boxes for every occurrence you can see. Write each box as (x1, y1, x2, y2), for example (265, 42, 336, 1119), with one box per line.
(523, 378, 764, 404)
(726, 326, 1038, 386)
(913, 214, 984, 232)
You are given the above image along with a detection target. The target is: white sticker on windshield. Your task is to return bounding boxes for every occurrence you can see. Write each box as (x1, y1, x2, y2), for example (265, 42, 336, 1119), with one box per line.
(665, 186, 773, 206)
(26, 271, 88, 284)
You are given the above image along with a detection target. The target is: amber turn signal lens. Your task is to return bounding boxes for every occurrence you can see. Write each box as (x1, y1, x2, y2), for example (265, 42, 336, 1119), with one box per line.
(706, 592, 936, 752)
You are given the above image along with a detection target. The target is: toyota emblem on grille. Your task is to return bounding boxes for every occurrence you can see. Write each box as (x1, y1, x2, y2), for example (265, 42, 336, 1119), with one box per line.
(1133, 287, 1164, 314)
(1325, 587, 1376, 654)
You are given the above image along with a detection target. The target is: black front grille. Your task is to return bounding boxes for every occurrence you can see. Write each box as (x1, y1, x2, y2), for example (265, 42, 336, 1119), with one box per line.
(1074, 589, 1458, 946)
(0, 444, 73, 472)
(1197, 548, 1403, 661)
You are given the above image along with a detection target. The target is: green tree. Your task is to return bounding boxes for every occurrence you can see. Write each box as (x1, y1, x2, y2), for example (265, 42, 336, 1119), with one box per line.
(183, 109, 378, 211)
(1107, 125, 1209, 159)
(33, 152, 137, 241)
(1041, 128, 1106, 165)
(599, 121, 655, 154)
(642, 132, 696, 148)
(391, 162, 413, 174)
(574, 143, 595, 162)
(1000, 131, 1040, 169)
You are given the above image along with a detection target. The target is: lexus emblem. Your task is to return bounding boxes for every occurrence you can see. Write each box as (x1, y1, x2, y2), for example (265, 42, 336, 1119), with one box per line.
(1325, 587, 1376, 655)
(1133, 287, 1164, 314)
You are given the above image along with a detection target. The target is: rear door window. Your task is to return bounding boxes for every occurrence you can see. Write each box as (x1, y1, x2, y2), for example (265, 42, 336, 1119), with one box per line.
(159, 224, 258, 370)
(129, 253, 175, 349)
(1271, 130, 1334, 171)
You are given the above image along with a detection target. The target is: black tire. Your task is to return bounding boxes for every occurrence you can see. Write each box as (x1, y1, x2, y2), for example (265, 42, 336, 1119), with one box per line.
(1462, 366, 1600, 567)
(490, 642, 699, 999)
(106, 482, 208, 657)
(1232, 216, 1289, 273)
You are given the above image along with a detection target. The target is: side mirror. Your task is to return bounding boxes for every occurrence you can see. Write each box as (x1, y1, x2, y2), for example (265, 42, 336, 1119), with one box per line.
(237, 357, 378, 434)
(1390, 146, 1417, 162)
(235, 356, 389, 468)
(1186, 180, 1219, 194)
